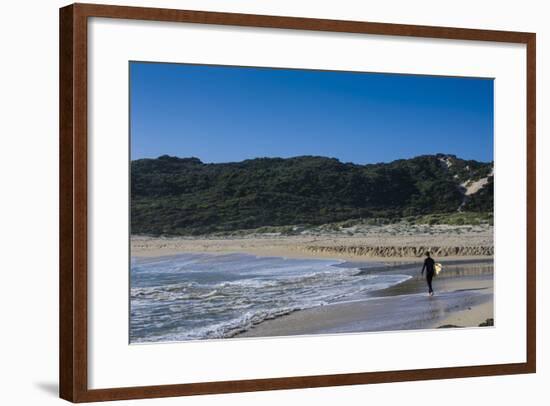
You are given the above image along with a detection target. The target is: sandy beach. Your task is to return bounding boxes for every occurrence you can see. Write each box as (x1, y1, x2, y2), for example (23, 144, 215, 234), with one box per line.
(236, 263, 493, 338)
(130, 225, 493, 341)
(130, 239, 493, 342)
(131, 223, 493, 262)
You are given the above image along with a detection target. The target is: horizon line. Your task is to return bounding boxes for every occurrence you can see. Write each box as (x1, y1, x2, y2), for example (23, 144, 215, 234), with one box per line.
(130, 153, 494, 165)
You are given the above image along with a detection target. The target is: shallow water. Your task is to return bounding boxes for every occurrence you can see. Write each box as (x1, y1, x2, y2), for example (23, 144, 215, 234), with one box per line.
(130, 253, 411, 343)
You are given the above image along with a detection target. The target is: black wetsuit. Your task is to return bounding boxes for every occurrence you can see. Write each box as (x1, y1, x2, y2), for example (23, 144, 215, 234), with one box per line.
(422, 257, 435, 294)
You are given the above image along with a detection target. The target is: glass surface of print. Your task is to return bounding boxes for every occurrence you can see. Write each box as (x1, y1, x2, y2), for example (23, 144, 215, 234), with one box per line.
(129, 62, 494, 344)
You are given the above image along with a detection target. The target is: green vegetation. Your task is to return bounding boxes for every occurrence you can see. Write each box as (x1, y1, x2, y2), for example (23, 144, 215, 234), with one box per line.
(407, 212, 493, 226)
(131, 154, 493, 235)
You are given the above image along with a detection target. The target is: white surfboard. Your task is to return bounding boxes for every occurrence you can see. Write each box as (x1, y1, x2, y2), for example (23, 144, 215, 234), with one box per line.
(435, 263, 443, 275)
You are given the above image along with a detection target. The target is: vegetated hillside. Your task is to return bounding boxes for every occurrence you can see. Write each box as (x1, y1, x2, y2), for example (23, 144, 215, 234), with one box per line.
(131, 154, 493, 235)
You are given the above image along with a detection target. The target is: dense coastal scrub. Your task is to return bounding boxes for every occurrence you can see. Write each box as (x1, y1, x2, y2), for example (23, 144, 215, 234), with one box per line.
(131, 154, 493, 236)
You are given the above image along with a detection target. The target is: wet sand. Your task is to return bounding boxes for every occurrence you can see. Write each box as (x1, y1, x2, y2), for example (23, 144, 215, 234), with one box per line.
(237, 264, 493, 338)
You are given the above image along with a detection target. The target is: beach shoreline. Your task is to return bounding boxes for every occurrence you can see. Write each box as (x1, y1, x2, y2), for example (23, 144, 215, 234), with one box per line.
(236, 270, 494, 339)
(130, 247, 494, 342)
(130, 227, 494, 341)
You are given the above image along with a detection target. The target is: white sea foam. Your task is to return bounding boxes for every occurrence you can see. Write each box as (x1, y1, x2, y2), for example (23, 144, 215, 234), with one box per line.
(130, 253, 410, 343)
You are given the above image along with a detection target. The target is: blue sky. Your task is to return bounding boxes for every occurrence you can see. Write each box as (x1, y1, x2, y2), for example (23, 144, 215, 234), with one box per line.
(130, 62, 493, 164)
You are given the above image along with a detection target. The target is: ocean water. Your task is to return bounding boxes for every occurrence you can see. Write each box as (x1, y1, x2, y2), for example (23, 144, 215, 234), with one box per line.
(130, 253, 410, 343)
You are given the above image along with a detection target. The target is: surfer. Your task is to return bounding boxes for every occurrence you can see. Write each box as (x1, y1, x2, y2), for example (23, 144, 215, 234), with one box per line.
(421, 251, 435, 296)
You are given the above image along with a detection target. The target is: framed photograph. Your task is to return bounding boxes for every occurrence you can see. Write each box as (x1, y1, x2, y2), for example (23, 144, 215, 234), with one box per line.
(59, 3, 536, 402)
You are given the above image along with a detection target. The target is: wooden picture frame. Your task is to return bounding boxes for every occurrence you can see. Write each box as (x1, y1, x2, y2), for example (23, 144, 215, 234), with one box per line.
(59, 3, 536, 402)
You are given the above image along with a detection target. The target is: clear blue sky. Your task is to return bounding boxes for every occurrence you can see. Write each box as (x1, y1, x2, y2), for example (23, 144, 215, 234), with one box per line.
(130, 62, 493, 164)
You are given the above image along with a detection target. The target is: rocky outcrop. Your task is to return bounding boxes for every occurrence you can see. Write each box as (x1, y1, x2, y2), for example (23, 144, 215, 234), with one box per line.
(300, 245, 493, 258)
